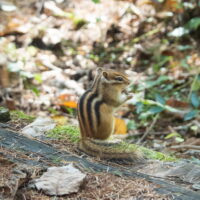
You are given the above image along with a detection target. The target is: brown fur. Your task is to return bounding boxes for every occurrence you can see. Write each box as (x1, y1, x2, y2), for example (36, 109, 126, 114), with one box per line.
(77, 69, 143, 161)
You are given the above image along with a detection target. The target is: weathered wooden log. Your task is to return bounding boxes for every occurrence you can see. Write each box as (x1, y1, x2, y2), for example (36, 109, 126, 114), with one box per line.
(1, 128, 200, 200)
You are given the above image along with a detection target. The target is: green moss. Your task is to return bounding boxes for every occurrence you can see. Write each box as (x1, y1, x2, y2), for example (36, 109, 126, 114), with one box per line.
(108, 141, 138, 152)
(47, 125, 80, 143)
(139, 146, 177, 161)
(107, 141, 176, 161)
(47, 124, 176, 162)
(51, 157, 62, 164)
(10, 110, 35, 122)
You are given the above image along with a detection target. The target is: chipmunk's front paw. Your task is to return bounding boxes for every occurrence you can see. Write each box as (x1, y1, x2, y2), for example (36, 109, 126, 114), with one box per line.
(127, 94, 133, 100)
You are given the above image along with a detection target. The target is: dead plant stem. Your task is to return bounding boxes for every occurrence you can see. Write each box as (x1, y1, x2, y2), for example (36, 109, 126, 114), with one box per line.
(137, 114, 159, 144)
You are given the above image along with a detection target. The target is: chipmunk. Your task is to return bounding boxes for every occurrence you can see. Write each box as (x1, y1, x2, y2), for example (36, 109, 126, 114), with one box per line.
(77, 68, 142, 161)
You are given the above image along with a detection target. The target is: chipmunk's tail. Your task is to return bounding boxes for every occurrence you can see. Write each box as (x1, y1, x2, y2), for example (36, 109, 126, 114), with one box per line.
(79, 138, 144, 163)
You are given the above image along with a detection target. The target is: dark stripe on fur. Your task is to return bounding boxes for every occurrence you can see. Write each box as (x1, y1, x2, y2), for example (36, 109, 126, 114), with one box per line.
(78, 89, 91, 125)
(87, 93, 98, 131)
(94, 100, 104, 126)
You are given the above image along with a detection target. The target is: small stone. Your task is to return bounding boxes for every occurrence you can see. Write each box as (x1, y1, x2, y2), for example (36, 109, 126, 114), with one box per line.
(192, 183, 200, 190)
(0, 107, 10, 122)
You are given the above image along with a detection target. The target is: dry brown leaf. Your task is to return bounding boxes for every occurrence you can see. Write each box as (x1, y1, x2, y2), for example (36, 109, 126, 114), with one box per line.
(34, 164, 86, 196)
(0, 13, 26, 36)
(140, 0, 183, 13)
(166, 98, 190, 109)
(163, 0, 183, 13)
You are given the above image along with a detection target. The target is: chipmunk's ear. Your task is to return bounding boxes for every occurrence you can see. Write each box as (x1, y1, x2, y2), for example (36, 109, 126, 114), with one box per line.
(102, 71, 108, 79)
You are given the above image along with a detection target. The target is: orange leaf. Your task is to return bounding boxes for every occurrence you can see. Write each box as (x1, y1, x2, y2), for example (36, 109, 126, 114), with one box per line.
(58, 94, 73, 101)
(60, 101, 77, 109)
(114, 118, 127, 135)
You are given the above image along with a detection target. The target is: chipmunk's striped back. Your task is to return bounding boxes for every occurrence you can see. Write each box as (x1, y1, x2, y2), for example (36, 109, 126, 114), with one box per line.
(77, 68, 144, 161)
(78, 69, 104, 139)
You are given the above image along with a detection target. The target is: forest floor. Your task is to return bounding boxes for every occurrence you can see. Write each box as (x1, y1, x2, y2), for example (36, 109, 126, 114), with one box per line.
(0, 0, 200, 199)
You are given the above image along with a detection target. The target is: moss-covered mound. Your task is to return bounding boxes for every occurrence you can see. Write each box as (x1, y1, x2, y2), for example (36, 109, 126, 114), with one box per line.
(48, 125, 176, 162)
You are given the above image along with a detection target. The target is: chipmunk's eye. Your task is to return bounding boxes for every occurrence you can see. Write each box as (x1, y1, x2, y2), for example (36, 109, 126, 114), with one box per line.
(115, 76, 123, 81)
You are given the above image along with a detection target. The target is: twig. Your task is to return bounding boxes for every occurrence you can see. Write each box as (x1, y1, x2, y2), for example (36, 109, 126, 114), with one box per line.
(170, 145, 200, 150)
(137, 114, 159, 144)
(129, 131, 168, 137)
(188, 73, 199, 101)
(173, 120, 200, 132)
(131, 28, 160, 44)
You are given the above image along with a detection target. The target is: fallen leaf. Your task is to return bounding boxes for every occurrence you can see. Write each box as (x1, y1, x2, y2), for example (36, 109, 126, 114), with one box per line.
(114, 118, 127, 135)
(58, 94, 73, 101)
(60, 101, 77, 109)
(0, 13, 26, 36)
(57, 94, 78, 108)
(34, 164, 86, 196)
(166, 98, 190, 109)
(22, 117, 56, 137)
(163, 0, 183, 13)
(52, 115, 68, 125)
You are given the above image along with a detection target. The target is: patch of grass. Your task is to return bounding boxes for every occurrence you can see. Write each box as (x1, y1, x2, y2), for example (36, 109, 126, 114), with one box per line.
(10, 110, 35, 122)
(47, 125, 80, 143)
